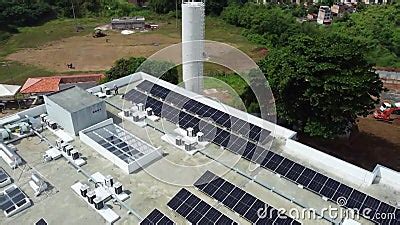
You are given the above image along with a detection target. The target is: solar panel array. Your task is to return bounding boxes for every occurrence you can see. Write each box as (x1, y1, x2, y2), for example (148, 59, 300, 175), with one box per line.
(84, 124, 155, 163)
(195, 171, 301, 225)
(126, 80, 399, 224)
(167, 188, 238, 224)
(136, 80, 270, 143)
(0, 186, 29, 215)
(140, 208, 174, 225)
(0, 168, 10, 184)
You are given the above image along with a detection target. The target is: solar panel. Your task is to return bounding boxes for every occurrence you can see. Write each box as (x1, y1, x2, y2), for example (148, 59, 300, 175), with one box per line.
(0, 168, 10, 185)
(194, 171, 300, 224)
(84, 124, 156, 163)
(129, 81, 400, 224)
(140, 208, 174, 225)
(133, 81, 270, 143)
(0, 185, 30, 216)
(319, 178, 340, 199)
(167, 188, 237, 225)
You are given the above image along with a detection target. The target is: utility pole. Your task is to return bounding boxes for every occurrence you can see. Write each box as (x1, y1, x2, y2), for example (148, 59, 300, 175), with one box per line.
(176, 0, 179, 29)
(70, 0, 78, 31)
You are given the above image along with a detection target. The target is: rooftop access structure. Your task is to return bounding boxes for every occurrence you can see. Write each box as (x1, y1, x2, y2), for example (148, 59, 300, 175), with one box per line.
(44, 86, 107, 135)
(182, 0, 205, 94)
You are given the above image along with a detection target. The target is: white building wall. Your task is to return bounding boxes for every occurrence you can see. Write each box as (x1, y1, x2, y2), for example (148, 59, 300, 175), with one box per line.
(80, 118, 163, 174)
(44, 96, 75, 134)
(80, 128, 130, 174)
(71, 101, 107, 135)
(284, 139, 375, 187)
(372, 165, 400, 187)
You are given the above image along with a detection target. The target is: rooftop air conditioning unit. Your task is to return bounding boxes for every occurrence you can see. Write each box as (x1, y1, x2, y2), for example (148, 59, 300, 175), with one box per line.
(80, 184, 89, 197)
(197, 132, 204, 142)
(187, 127, 194, 137)
(176, 136, 183, 146)
(105, 175, 114, 187)
(123, 109, 130, 117)
(114, 182, 123, 195)
(94, 197, 104, 210)
(146, 108, 153, 116)
(87, 191, 96, 204)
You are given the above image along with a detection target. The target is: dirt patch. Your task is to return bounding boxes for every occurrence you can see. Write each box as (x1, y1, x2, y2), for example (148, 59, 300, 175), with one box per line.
(299, 116, 400, 171)
(6, 31, 180, 72)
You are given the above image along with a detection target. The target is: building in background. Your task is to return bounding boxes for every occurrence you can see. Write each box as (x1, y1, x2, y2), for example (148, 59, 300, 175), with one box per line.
(317, 6, 332, 25)
(20, 74, 104, 96)
(331, 3, 355, 17)
(111, 17, 146, 30)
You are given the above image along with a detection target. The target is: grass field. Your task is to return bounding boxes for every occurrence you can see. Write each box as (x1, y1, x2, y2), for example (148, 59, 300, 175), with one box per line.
(0, 18, 108, 84)
(0, 16, 262, 87)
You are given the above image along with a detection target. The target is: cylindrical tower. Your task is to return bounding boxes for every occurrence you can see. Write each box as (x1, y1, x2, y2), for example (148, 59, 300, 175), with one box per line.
(182, 0, 205, 94)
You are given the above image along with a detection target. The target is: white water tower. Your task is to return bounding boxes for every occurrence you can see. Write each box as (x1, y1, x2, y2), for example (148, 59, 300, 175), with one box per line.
(182, 0, 205, 94)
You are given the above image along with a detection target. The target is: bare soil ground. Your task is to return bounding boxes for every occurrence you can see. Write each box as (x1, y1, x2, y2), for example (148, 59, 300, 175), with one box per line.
(6, 31, 180, 72)
(300, 116, 400, 171)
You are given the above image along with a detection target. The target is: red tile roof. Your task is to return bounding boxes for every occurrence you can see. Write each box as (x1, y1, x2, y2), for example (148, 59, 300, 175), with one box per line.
(20, 74, 104, 94)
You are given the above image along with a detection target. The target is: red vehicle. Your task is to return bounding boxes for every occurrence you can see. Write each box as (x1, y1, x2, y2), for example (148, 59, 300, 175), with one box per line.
(373, 102, 400, 122)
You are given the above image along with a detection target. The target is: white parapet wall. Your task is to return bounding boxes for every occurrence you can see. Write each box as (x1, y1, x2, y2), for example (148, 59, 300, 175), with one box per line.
(0, 104, 46, 126)
(86, 73, 143, 94)
(284, 139, 375, 187)
(372, 165, 400, 188)
(79, 118, 163, 174)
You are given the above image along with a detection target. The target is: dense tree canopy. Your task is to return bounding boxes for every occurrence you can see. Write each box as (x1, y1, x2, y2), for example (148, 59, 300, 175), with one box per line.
(105, 57, 178, 85)
(222, 4, 319, 47)
(257, 33, 383, 138)
(0, 0, 55, 28)
(329, 4, 400, 67)
(148, 0, 176, 14)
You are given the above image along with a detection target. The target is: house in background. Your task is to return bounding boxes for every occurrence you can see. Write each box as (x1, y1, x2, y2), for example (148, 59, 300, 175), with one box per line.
(317, 6, 333, 25)
(111, 17, 146, 30)
(0, 84, 21, 101)
(20, 74, 104, 96)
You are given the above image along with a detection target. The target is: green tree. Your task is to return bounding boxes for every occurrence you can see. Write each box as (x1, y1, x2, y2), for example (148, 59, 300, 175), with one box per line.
(105, 57, 179, 84)
(0, 0, 55, 28)
(140, 60, 179, 84)
(148, 0, 176, 14)
(206, 0, 228, 16)
(104, 57, 146, 82)
(258, 33, 383, 138)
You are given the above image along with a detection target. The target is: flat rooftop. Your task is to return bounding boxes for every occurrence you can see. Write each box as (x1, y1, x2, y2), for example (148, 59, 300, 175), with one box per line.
(45, 86, 103, 113)
(0, 73, 399, 225)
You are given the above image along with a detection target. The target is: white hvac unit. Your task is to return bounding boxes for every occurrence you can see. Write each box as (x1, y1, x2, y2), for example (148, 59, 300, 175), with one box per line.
(146, 107, 153, 116)
(0, 129, 10, 141)
(105, 175, 114, 187)
(123, 109, 130, 117)
(184, 140, 196, 151)
(29, 173, 48, 196)
(71, 150, 79, 160)
(0, 143, 22, 169)
(94, 197, 104, 210)
(197, 132, 204, 142)
(137, 103, 144, 111)
(113, 182, 123, 195)
(80, 184, 89, 197)
(176, 136, 183, 146)
(186, 127, 194, 137)
(87, 190, 96, 204)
